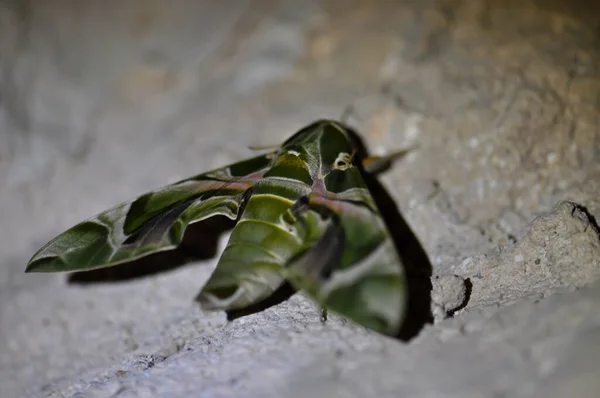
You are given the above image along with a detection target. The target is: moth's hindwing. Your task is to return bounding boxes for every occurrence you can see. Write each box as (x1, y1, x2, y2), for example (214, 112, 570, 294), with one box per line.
(25, 153, 274, 272)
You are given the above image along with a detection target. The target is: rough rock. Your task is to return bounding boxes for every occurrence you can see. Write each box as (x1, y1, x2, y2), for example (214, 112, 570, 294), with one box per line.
(431, 274, 468, 321)
(1, 1, 599, 397)
(452, 201, 600, 309)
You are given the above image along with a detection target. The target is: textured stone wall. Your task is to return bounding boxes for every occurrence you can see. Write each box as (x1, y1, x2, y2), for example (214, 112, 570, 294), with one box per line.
(1, 1, 599, 397)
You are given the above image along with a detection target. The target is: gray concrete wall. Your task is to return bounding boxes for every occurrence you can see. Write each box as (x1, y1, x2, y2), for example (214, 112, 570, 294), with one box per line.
(1, 1, 599, 397)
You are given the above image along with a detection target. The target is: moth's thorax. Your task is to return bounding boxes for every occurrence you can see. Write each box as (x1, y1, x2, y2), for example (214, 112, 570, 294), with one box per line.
(265, 120, 358, 189)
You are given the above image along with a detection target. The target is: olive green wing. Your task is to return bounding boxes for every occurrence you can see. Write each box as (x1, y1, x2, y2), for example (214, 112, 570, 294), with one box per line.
(25, 153, 274, 273)
(286, 168, 407, 336)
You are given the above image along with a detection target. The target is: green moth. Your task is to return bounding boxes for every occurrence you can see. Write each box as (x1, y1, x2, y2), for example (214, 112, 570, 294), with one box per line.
(26, 119, 410, 336)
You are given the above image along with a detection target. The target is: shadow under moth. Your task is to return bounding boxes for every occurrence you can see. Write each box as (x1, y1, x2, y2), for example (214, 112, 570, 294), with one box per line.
(26, 119, 413, 336)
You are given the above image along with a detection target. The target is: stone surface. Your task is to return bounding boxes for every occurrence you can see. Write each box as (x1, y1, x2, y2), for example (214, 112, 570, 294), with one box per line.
(1, 1, 599, 397)
(431, 274, 467, 321)
(452, 201, 600, 310)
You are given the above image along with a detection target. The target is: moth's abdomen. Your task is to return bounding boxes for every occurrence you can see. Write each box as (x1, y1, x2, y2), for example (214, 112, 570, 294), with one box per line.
(224, 193, 303, 263)
(199, 181, 310, 311)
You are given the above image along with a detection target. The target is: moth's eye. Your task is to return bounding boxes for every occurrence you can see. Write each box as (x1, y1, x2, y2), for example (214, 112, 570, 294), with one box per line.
(333, 152, 353, 170)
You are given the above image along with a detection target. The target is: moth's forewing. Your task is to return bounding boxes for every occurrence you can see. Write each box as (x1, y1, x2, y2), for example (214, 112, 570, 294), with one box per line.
(25, 153, 274, 273)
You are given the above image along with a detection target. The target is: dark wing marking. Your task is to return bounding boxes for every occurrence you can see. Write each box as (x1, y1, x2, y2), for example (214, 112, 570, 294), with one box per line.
(26, 154, 274, 273)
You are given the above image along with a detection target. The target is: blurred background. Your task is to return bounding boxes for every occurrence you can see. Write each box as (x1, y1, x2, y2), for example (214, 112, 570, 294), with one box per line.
(1, 1, 599, 397)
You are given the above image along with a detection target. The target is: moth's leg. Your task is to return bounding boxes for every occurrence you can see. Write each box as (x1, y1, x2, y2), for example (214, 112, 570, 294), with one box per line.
(298, 219, 339, 326)
(281, 195, 310, 231)
(361, 147, 415, 175)
(320, 307, 328, 324)
(283, 200, 344, 325)
(288, 195, 310, 219)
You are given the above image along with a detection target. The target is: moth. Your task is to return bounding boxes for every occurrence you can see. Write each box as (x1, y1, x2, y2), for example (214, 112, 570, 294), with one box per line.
(26, 119, 411, 336)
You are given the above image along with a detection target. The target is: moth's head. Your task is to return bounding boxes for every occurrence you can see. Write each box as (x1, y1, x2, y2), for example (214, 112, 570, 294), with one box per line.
(274, 120, 367, 177)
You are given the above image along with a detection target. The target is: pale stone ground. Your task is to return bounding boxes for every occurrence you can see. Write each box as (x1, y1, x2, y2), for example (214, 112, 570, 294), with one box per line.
(1, 1, 599, 397)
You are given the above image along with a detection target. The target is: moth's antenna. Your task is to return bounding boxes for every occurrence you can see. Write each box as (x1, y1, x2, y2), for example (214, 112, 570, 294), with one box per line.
(339, 104, 355, 124)
(247, 143, 281, 151)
